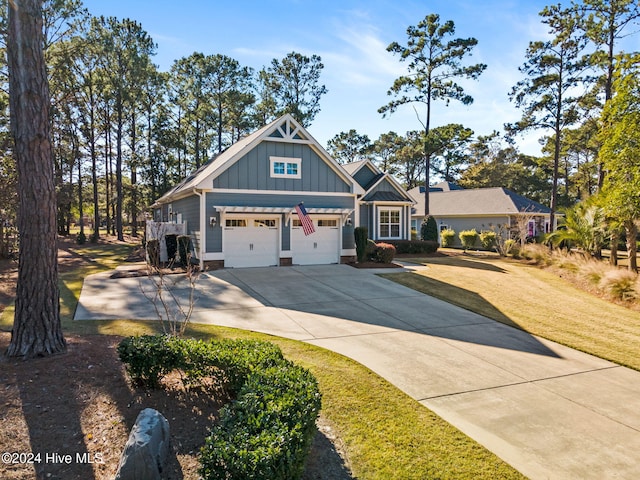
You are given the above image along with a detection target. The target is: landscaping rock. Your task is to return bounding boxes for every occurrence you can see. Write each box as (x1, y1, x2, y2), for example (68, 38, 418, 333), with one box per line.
(114, 408, 170, 480)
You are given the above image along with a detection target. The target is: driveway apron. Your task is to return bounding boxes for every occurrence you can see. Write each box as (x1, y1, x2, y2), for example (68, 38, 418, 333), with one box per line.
(76, 264, 640, 479)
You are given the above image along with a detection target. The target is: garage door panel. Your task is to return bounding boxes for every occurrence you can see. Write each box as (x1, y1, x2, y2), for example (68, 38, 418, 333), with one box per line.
(291, 217, 340, 265)
(224, 217, 279, 268)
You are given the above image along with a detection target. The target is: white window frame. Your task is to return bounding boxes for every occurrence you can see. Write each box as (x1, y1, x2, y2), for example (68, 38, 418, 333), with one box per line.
(378, 207, 402, 240)
(270, 156, 302, 179)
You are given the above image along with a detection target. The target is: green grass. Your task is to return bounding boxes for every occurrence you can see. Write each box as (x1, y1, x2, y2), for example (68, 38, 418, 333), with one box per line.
(0, 242, 524, 479)
(384, 254, 640, 371)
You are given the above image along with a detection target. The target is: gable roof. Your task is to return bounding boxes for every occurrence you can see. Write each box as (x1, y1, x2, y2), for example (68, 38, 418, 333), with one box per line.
(154, 114, 362, 205)
(342, 159, 371, 176)
(409, 186, 552, 217)
(343, 159, 414, 204)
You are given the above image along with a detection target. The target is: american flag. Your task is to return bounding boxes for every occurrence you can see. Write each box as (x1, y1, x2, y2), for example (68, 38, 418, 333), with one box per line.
(295, 203, 315, 236)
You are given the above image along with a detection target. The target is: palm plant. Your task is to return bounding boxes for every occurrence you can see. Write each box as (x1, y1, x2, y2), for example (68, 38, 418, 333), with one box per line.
(546, 203, 607, 257)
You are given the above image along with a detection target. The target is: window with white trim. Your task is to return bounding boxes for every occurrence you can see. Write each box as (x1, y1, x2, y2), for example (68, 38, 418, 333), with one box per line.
(270, 156, 301, 179)
(378, 208, 401, 239)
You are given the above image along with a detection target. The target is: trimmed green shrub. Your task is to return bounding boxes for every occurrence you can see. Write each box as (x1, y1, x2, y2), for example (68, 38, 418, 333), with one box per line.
(117, 336, 321, 480)
(479, 230, 497, 250)
(440, 228, 455, 248)
(384, 240, 438, 254)
(200, 362, 321, 480)
(146, 239, 160, 267)
(178, 235, 192, 267)
(117, 335, 181, 388)
(421, 216, 438, 242)
(371, 242, 396, 264)
(459, 230, 479, 251)
(165, 234, 178, 263)
(354, 227, 368, 263)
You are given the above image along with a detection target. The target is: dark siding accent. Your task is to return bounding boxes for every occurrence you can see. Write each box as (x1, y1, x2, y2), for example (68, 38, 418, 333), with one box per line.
(342, 220, 355, 249)
(359, 205, 370, 236)
(213, 141, 351, 193)
(281, 215, 291, 251)
(171, 195, 201, 258)
(205, 192, 223, 253)
(353, 165, 378, 189)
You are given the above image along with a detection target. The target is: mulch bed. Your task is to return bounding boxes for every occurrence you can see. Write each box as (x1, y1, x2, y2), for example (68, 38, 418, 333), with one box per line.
(347, 261, 404, 269)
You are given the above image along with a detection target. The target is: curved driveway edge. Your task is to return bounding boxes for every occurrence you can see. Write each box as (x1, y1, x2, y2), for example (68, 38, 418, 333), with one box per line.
(76, 264, 640, 479)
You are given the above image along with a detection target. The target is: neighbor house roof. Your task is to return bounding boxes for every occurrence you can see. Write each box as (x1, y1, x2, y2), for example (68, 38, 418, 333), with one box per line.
(409, 186, 552, 217)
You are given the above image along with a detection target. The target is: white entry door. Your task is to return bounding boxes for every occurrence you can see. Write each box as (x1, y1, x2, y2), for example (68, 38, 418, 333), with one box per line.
(224, 217, 279, 268)
(291, 217, 340, 265)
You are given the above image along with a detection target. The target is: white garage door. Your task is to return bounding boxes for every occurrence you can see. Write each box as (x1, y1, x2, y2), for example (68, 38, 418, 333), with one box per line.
(224, 217, 279, 268)
(291, 217, 340, 265)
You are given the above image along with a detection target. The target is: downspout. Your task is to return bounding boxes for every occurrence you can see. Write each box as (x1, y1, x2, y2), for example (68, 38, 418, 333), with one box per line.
(193, 188, 205, 271)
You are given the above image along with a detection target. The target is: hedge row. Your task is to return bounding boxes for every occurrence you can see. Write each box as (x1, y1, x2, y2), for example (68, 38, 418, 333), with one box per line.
(117, 336, 321, 480)
(384, 239, 439, 255)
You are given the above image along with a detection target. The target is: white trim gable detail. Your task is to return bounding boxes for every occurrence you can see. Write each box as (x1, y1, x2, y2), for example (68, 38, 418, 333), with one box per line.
(269, 117, 308, 142)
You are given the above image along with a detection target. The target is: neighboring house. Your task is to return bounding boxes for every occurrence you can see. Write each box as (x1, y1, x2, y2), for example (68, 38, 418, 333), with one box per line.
(152, 114, 364, 269)
(343, 159, 414, 242)
(409, 183, 554, 247)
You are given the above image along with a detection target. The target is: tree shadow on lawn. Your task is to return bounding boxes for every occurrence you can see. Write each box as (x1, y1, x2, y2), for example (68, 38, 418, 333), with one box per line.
(407, 255, 508, 273)
(378, 272, 561, 358)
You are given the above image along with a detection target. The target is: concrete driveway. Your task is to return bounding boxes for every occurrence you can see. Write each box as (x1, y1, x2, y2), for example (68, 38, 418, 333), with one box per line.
(75, 264, 640, 479)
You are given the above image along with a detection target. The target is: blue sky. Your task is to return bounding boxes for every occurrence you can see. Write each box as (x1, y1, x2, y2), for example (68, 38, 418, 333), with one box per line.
(81, 0, 607, 156)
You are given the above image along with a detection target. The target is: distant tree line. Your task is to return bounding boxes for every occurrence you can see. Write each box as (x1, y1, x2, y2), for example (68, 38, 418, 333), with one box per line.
(0, 0, 639, 260)
(0, 0, 328, 249)
(326, 1, 640, 265)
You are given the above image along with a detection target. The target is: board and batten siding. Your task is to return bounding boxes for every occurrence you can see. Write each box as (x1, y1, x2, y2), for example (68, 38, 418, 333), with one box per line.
(369, 177, 398, 195)
(212, 141, 351, 193)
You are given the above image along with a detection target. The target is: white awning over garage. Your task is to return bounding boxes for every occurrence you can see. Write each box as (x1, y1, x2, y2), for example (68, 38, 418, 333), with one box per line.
(213, 206, 354, 225)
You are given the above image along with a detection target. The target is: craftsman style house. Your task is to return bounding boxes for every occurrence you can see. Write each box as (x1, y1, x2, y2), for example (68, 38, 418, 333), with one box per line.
(343, 159, 414, 243)
(152, 114, 413, 269)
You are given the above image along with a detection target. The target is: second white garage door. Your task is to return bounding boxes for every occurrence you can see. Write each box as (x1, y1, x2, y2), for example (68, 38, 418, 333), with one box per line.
(291, 217, 340, 265)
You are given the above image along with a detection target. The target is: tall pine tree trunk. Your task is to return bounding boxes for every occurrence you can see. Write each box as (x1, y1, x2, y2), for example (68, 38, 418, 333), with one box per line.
(7, 0, 65, 357)
(115, 99, 124, 241)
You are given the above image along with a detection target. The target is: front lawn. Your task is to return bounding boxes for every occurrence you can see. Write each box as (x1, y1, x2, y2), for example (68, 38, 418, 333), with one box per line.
(0, 239, 524, 479)
(383, 254, 640, 371)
